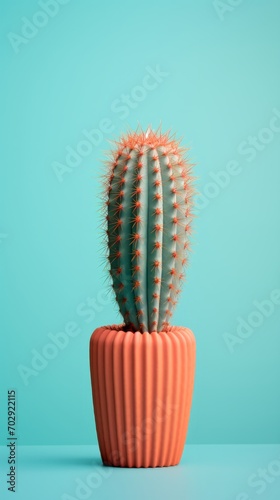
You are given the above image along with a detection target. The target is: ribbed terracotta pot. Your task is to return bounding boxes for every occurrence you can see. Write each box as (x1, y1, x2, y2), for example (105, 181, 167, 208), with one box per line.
(89, 325, 195, 468)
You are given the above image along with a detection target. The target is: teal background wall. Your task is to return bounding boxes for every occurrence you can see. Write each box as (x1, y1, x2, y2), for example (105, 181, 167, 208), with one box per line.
(1, 0, 280, 446)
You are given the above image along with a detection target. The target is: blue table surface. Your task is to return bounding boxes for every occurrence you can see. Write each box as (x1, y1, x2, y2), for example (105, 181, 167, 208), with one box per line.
(1, 445, 280, 500)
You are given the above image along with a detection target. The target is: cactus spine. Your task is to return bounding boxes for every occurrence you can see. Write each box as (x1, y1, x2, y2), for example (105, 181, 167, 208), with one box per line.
(104, 129, 194, 333)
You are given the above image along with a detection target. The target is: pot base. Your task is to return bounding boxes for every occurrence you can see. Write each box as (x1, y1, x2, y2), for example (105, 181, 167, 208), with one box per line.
(90, 325, 195, 468)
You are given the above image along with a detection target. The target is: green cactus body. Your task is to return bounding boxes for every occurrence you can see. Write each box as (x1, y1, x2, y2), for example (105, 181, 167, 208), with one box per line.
(105, 129, 193, 333)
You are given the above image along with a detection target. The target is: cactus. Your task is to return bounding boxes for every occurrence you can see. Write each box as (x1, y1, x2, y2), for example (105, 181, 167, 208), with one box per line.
(103, 128, 194, 333)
